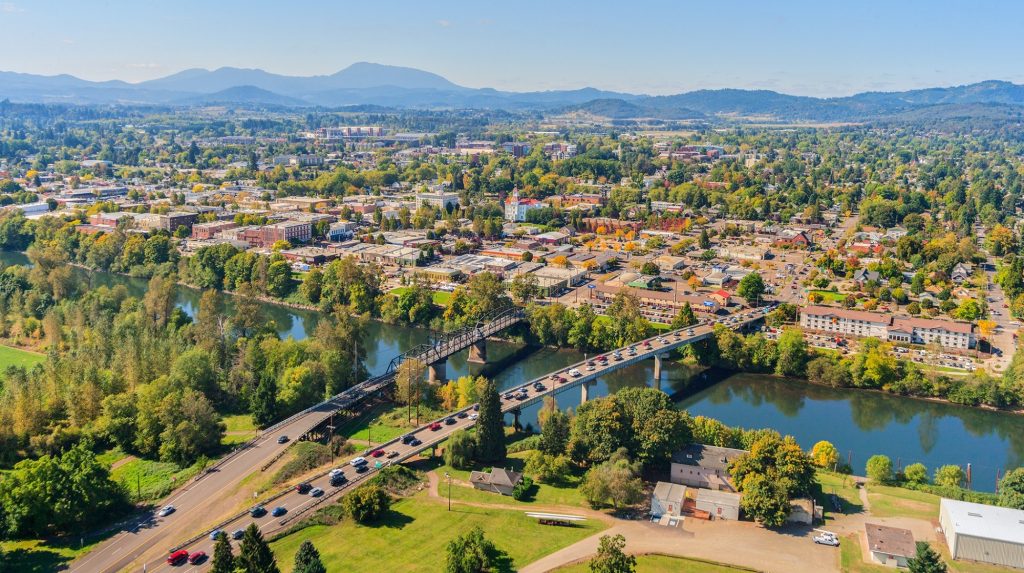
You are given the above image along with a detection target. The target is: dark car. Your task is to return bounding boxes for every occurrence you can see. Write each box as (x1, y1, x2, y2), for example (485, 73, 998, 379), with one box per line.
(167, 550, 189, 566)
(457, 411, 468, 419)
(231, 529, 245, 540)
(445, 417, 457, 425)
(296, 482, 312, 494)
(249, 505, 266, 518)
(473, 404, 480, 411)
(355, 464, 369, 473)
(401, 434, 416, 444)
(409, 438, 422, 446)
(330, 474, 347, 487)
(271, 506, 287, 517)
(277, 435, 289, 444)
(188, 551, 207, 565)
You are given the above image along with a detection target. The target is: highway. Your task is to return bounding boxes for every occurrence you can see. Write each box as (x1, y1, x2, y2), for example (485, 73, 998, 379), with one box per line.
(136, 306, 770, 572)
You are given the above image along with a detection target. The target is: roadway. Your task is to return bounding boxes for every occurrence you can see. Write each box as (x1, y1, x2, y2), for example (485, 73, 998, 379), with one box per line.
(139, 306, 770, 572)
(71, 309, 523, 573)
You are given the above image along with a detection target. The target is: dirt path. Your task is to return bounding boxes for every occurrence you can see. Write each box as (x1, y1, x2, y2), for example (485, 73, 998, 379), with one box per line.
(110, 455, 137, 471)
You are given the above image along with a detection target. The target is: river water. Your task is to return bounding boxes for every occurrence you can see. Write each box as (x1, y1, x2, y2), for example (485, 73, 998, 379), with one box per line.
(5, 251, 1022, 491)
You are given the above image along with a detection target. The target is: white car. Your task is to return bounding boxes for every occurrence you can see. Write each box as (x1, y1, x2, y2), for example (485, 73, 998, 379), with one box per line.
(568, 368, 582, 377)
(329, 468, 344, 477)
(157, 505, 175, 517)
(813, 532, 840, 547)
(469, 413, 478, 420)
(349, 456, 367, 467)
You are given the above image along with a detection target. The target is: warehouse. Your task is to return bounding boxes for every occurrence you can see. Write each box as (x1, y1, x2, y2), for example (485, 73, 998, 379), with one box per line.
(939, 498, 1024, 569)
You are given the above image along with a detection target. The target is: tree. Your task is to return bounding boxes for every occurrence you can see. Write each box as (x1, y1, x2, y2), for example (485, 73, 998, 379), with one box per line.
(302, 268, 323, 304)
(738, 472, 791, 527)
(580, 450, 644, 509)
(775, 328, 809, 377)
(907, 541, 947, 573)
(998, 468, 1024, 509)
(446, 525, 497, 573)
(904, 463, 929, 485)
(524, 451, 573, 484)
(444, 430, 476, 470)
(343, 485, 391, 523)
(251, 377, 279, 428)
(737, 272, 765, 305)
(640, 261, 660, 276)
(934, 465, 964, 488)
(866, 455, 893, 484)
(589, 534, 636, 573)
(671, 302, 698, 328)
(266, 260, 293, 298)
(238, 523, 280, 573)
(810, 441, 839, 469)
(232, 282, 264, 337)
(698, 228, 711, 250)
(474, 377, 506, 463)
(539, 408, 571, 456)
(293, 540, 327, 573)
(509, 272, 540, 305)
(569, 397, 629, 464)
(211, 532, 235, 573)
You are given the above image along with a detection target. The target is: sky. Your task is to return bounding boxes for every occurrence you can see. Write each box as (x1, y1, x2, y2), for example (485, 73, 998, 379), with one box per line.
(1, 0, 1022, 97)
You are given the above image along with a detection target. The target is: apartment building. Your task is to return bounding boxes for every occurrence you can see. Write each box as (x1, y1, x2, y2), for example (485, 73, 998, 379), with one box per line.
(889, 317, 974, 349)
(800, 306, 891, 338)
(800, 306, 975, 349)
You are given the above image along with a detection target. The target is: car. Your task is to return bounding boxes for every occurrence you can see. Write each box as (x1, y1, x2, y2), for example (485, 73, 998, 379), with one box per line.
(386, 450, 399, 458)
(409, 438, 422, 446)
(534, 383, 546, 391)
(503, 392, 514, 400)
(473, 404, 480, 411)
(350, 456, 368, 467)
(568, 368, 582, 377)
(157, 505, 175, 517)
(231, 529, 245, 540)
(370, 449, 385, 458)
(586, 363, 595, 371)
(813, 532, 840, 547)
(188, 551, 207, 565)
(457, 411, 468, 419)
(209, 529, 223, 541)
(687, 329, 695, 335)
(249, 505, 267, 518)
(330, 474, 347, 487)
(516, 392, 528, 400)
(328, 467, 344, 477)
(468, 413, 478, 420)
(375, 461, 385, 469)
(309, 487, 324, 497)
(271, 506, 287, 517)
(167, 550, 190, 565)
(297, 482, 314, 495)
(277, 435, 289, 444)
(445, 416, 457, 425)
(355, 464, 369, 473)
(430, 422, 443, 431)
(401, 434, 415, 445)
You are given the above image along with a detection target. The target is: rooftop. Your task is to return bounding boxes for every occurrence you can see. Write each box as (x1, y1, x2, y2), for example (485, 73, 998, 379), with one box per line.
(941, 498, 1024, 545)
(865, 523, 916, 558)
(671, 443, 748, 472)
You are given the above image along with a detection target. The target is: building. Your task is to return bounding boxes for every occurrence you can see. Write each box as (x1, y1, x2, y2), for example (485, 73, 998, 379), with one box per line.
(940, 498, 1024, 569)
(159, 212, 198, 233)
(786, 498, 822, 525)
(773, 229, 811, 248)
(800, 306, 891, 339)
(865, 523, 916, 568)
(191, 220, 237, 240)
(469, 467, 523, 496)
(417, 190, 460, 211)
(328, 221, 357, 242)
(504, 188, 544, 222)
(670, 444, 747, 492)
(263, 221, 312, 244)
(695, 489, 741, 521)
(951, 262, 974, 283)
(651, 481, 686, 519)
(501, 142, 531, 157)
(277, 196, 331, 211)
(889, 317, 975, 349)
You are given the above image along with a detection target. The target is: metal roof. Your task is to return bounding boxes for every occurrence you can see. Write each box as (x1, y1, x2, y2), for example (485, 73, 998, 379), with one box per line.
(941, 498, 1024, 545)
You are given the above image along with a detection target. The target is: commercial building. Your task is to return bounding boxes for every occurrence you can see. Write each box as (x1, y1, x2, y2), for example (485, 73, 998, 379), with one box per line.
(670, 444, 746, 492)
(651, 481, 686, 519)
(800, 306, 891, 338)
(416, 190, 460, 211)
(865, 523, 916, 568)
(504, 188, 544, 222)
(800, 306, 976, 349)
(263, 221, 312, 244)
(695, 489, 741, 521)
(889, 317, 974, 350)
(191, 220, 237, 240)
(939, 498, 1024, 569)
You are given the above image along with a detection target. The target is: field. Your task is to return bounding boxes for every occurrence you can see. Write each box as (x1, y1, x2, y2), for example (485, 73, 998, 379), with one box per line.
(221, 413, 257, 445)
(341, 403, 445, 446)
(554, 554, 755, 573)
(432, 451, 588, 509)
(387, 286, 451, 306)
(840, 534, 892, 573)
(110, 455, 203, 502)
(813, 470, 863, 520)
(269, 492, 606, 573)
(865, 483, 940, 521)
(0, 344, 45, 371)
(0, 537, 105, 573)
(808, 289, 847, 303)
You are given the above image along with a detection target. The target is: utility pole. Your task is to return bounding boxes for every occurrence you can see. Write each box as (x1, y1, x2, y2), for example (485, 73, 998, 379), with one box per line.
(445, 472, 452, 511)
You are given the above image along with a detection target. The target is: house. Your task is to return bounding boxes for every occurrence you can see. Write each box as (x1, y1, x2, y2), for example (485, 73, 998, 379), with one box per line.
(670, 444, 747, 492)
(951, 262, 973, 283)
(886, 226, 909, 240)
(710, 290, 731, 307)
(469, 467, 523, 496)
(651, 482, 686, 519)
(695, 489, 741, 521)
(853, 269, 880, 285)
(773, 229, 811, 248)
(865, 523, 916, 568)
(940, 499, 1024, 569)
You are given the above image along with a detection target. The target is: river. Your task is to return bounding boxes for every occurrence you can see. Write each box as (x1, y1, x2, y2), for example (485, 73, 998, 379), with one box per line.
(5, 251, 1022, 491)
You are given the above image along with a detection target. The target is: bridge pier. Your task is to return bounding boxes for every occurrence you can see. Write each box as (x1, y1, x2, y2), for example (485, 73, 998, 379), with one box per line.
(427, 361, 446, 384)
(511, 408, 522, 431)
(652, 353, 666, 392)
(580, 380, 593, 403)
(468, 340, 487, 364)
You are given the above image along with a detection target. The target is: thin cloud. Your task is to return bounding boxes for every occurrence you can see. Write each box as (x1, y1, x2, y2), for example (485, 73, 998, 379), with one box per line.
(436, 19, 452, 28)
(0, 3, 25, 13)
(126, 63, 162, 69)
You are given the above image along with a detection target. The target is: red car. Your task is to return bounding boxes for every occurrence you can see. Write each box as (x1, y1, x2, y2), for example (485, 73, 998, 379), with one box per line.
(370, 449, 385, 458)
(167, 550, 189, 566)
(188, 551, 207, 564)
(429, 422, 442, 431)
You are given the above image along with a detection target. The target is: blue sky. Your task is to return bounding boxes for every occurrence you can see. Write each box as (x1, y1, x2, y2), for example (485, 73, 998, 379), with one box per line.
(1, 0, 1022, 96)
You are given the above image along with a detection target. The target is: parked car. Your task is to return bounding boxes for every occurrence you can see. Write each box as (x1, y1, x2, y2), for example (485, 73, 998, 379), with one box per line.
(271, 506, 287, 517)
(813, 532, 840, 547)
(167, 550, 190, 565)
(157, 505, 175, 517)
(188, 551, 207, 565)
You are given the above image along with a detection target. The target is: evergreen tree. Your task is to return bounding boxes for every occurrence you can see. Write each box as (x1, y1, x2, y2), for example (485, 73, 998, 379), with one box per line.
(210, 532, 235, 573)
(293, 540, 327, 573)
(474, 377, 506, 463)
(539, 409, 571, 456)
(698, 228, 711, 249)
(251, 377, 278, 428)
(907, 542, 947, 573)
(238, 523, 280, 573)
(671, 302, 698, 329)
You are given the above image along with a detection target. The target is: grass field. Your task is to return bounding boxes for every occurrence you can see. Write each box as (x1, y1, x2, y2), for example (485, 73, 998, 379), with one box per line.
(865, 483, 940, 521)
(813, 470, 863, 520)
(0, 536, 105, 573)
(111, 457, 202, 503)
(342, 404, 445, 446)
(433, 452, 588, 509)
(387, 287, 452, 306)
(221, 413, 258, 445)
(0, 344, 45, 371)
(554, 554, 756, 573)
(840, 534, 892, 573)
(270, 493, 606, 573)
(808, 289, 847, 303)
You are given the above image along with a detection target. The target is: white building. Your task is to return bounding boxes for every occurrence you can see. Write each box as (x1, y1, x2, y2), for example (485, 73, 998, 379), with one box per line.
(889, 317, 975, 349)
(504, 188, 544, 222)
(650, 481, 686, 518)
(417, 189, 460, 211)
(800, 306, 892, 339)
(940, 498, 1024, 569)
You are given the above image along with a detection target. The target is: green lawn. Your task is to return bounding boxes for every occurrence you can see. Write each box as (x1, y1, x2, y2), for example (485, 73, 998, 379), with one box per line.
(808, 289, 847, 302)
(0, 344, 45, 371)
(111, 457, 203, 503)
(554, 554, 755, 573)
(433, 451, 588, 509)
(387, 287, 452, 306)
(221, 413, 258, 445)
(0, 536, 105, 573)
(840, 534, 891, 573)
(865, 483, 940, 521)
(270, 493, 606, 573)
(341, 404, 443, 446)
(813, 470, 863, 520)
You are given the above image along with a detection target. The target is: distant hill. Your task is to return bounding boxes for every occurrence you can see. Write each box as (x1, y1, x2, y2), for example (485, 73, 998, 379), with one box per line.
(3, 63, 1024, 123)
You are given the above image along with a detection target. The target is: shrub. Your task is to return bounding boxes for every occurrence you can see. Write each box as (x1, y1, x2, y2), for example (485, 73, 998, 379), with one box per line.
(512, 476, 535, 501)
(866, 455, 893, 484)
(903, 463, 928, 485)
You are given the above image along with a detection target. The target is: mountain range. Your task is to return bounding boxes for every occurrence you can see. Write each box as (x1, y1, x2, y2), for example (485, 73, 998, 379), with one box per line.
(3, 62, 1024, 122)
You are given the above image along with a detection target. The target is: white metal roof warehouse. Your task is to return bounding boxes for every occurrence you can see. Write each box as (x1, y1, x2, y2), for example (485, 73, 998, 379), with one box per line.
(939, 498, 1024, 569)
